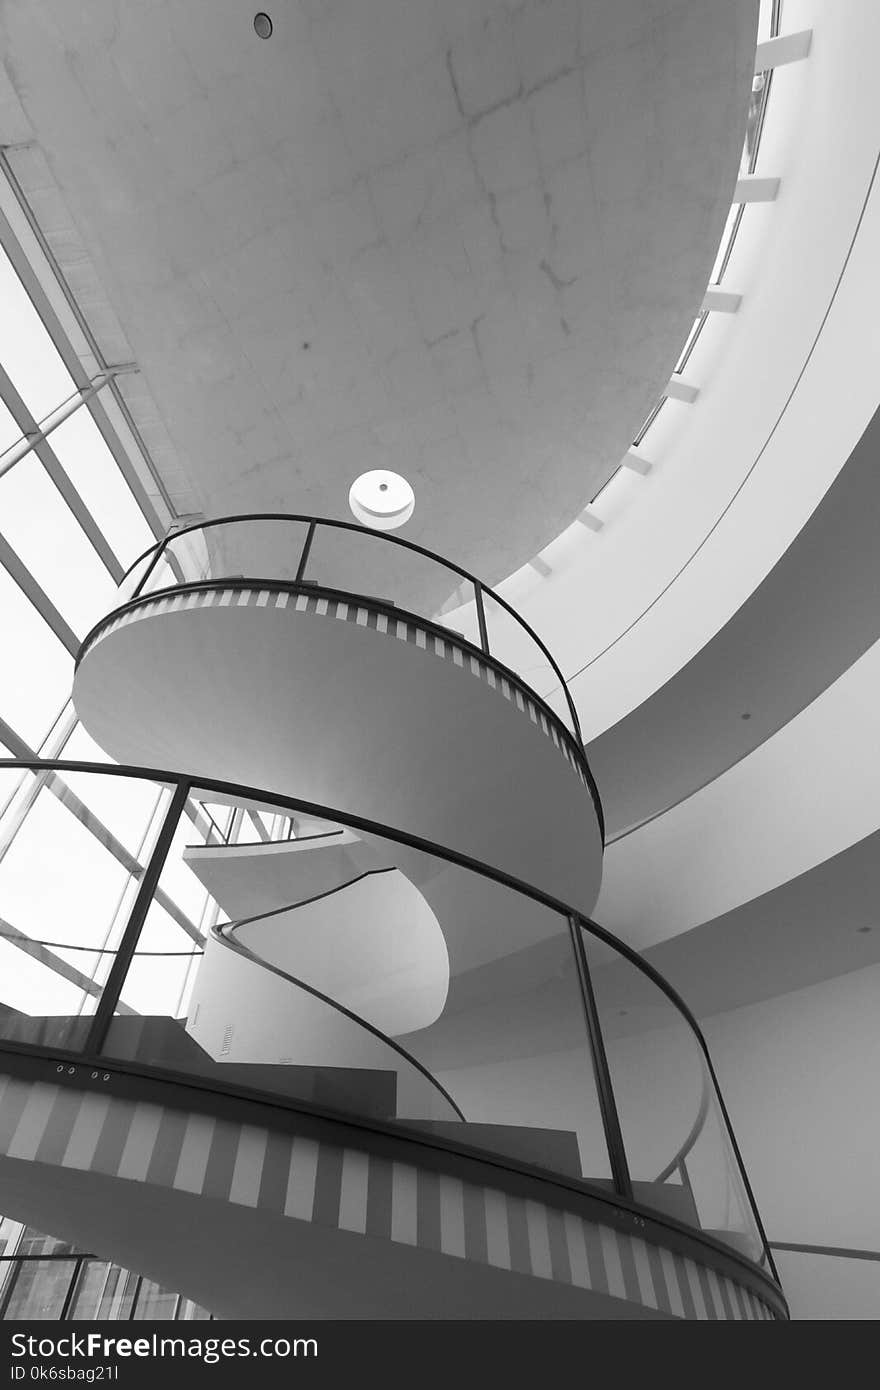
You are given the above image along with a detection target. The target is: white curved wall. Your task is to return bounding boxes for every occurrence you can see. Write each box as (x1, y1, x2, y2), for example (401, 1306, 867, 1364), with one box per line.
(596, 629, 880, 948)
(499, 0, 880, 739)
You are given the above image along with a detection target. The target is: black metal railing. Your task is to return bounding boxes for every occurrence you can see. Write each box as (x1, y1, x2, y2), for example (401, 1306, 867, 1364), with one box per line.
(84, 515, 604, 829)
(0, 758, 781, 1300)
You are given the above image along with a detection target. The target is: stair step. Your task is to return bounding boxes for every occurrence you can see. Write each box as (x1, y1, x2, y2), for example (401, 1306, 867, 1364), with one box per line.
(412, 1120, 583, 1178)
(589, 1178, 700, 1227)
(102, 1016, 401, 1119)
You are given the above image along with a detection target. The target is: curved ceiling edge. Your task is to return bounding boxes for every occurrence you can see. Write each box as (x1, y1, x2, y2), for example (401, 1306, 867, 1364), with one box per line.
(590, 392, 880, 839)
(509, 1, 880, 740)
(593, 629, 880, 952)
(641, 826, 880, 1021)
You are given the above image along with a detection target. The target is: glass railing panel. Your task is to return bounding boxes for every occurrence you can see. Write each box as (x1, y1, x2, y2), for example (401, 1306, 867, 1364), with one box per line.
(332, 825, 611, 1184)
(480, 589, 569, 729)
(98, 788, 460, 1123)
(179, 518, 310, 588)
(0, 768, 170, 1051)
(304, 523, 472, 641)
(580, 928, 764, 1262)
(431, 583, 483, 650)
(111, 520, 576, 735)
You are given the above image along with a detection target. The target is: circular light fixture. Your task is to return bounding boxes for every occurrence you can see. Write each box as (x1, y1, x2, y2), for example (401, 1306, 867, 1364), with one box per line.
(253, 12, 273, 39)
(349, 471, 415, 531)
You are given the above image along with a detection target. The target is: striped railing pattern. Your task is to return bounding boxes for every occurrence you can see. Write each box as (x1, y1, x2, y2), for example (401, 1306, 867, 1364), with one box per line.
(0, 1072, 778, 1321)
(80, 586, 592, 793)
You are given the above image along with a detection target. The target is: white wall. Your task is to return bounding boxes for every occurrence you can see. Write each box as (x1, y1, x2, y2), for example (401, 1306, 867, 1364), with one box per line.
(702, 963, 880, 1318)
(595, 629, 880, 947)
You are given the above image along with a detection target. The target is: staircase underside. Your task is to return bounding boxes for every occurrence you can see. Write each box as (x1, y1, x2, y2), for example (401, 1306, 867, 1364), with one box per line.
(0, 1061, 783, 1320)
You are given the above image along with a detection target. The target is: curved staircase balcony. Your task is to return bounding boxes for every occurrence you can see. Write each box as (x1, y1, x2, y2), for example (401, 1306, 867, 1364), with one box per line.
(71, 516, 604, 915)
(0, 759, 787, 1321)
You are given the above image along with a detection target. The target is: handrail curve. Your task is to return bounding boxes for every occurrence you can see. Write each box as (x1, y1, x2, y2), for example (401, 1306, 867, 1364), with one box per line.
(79, 572, 604, 841)
(0, 757, 779, 1287)
(213, 901, 464, 1123)
(113, 511, 586, 744)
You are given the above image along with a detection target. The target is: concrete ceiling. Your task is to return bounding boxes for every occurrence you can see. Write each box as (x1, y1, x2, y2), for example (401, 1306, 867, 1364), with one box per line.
(1, 0, 755, 599)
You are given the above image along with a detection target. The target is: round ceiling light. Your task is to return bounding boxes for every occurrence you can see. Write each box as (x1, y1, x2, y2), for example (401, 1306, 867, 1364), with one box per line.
(349, 471, 415, 531)
(253, 12, 273, 39)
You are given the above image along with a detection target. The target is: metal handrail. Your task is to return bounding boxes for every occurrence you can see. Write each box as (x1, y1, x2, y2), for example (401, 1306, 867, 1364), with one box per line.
(0, 757, 778, 1285)
(79, 571, 604, 842)
(211, 868, 464, 1118)
(115, 511, 586, 747)
(214, 917, 465, 1124)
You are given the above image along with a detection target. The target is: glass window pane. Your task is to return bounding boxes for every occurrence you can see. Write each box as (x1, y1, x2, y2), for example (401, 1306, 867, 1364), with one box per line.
(0, 564, 74, 746)
(0, 394, 20, 453)
(706, 202, 739, 283)
(0, 775, 156, 1047)
(0, 454, 117, 635)
(0, 1217, 23, 1258)
(177, 1298, 211, 1320)
(57, 743, 170, 858)
(49, 407, 154, 568)
(1, 1260, 77, 1319)
(0, 248, 76, 420)
(69, 1261, 139, 1321)
(16, 1228, 77, 1257)
(56, 721, 113, 765)
(0, 780, 132, 951)
(132, 1278, 178, 1320)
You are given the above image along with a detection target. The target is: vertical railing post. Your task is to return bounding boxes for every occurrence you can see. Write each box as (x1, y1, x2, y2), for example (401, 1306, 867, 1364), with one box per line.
(295, 521, 316, 584)
(567, 914, 633, 1200)
(83, 780, 190, 1057)
(474, 581, 490, 655)
(132, 535, 167, 600)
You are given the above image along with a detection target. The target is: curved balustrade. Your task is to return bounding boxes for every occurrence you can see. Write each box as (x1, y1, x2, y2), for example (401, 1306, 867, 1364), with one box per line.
(213, 918, 463, 1123)
(106, 515, 598, 820)
(0, 759, 782, 1307)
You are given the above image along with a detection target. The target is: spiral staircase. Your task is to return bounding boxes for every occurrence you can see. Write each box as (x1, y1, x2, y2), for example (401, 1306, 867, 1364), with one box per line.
(0, 518, 787, 1319)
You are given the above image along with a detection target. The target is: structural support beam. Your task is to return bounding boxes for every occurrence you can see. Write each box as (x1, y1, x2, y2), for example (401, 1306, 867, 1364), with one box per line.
(0, 367, 137, 477)
(664, 377, 699, 405)
(622, 449, 652, 476)
(0, 363, 126, 582)
(576, 508, 604, 533)
(0, 164, 171, 535)
(702, 287, 742, 314)
(755, 30, 812, 71)
(0, 532, 79, 655)
(734, 175, 780, 203)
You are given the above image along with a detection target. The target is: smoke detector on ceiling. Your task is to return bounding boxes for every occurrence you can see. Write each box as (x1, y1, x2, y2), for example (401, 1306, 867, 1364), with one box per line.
(349, 471, 415, 531)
